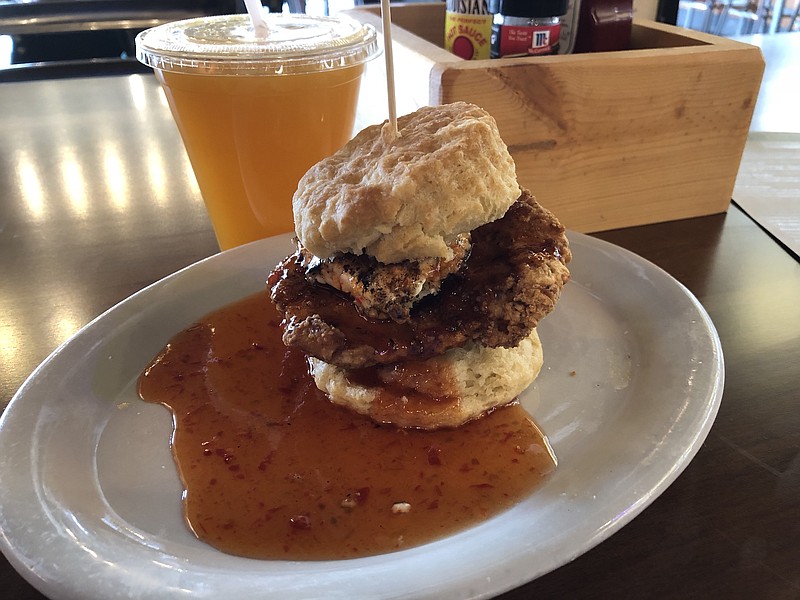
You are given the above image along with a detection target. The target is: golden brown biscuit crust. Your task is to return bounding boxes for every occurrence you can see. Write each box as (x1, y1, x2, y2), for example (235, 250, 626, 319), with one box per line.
(292, 102, 520, 264)
(308, 329, 543, 430)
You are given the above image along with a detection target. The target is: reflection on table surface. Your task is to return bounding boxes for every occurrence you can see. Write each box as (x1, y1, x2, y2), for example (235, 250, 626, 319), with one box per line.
(1, 39, 800, 600)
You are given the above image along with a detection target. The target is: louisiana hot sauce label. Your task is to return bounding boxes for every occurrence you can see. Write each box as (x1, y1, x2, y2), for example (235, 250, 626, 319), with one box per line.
(491, 23, 562, 57)
(445, 0, 493, 60)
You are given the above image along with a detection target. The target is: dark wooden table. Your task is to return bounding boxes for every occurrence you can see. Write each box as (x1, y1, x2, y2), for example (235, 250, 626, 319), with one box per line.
(2, 72, 799, 599)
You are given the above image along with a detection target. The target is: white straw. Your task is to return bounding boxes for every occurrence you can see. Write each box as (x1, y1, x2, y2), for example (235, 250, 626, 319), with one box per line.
(243, 0, 269, 38)
(380, 0, 398, 139)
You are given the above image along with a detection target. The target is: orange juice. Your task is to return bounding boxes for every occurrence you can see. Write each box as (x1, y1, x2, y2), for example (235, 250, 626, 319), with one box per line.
(156, 66, 364, 249)
(136, 14, 379, 250)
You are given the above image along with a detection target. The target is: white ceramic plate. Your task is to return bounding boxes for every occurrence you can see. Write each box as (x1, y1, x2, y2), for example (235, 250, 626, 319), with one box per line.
(0, 232, 723, 600)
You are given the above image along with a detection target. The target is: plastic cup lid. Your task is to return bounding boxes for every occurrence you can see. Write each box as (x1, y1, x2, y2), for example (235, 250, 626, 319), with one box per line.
(135, 13, 380, 76)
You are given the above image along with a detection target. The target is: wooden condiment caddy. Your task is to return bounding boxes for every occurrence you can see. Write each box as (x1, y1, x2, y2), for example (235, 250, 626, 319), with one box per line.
(347, 3, 764, 233)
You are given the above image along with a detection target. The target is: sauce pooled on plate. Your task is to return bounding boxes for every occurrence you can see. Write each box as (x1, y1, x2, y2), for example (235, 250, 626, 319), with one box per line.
(138, 290, 556, 560)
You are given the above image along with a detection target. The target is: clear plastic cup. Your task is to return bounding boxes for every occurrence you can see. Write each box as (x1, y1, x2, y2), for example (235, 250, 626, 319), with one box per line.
(136, 14, 379, 250)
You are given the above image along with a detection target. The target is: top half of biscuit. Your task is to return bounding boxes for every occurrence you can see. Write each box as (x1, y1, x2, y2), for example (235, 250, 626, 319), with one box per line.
(292, 102, 520, 265)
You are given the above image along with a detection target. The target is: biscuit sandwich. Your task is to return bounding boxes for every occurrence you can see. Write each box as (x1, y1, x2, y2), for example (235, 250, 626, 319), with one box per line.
(269, 102, 571, 429)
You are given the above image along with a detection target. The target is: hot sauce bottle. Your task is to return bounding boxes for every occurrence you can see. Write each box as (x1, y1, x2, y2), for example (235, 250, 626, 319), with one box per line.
(445, 0, 494, 60)
(490, 0, 568, 58)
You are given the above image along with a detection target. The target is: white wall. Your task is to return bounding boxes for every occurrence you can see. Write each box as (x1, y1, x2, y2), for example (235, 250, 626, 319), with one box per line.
(635, 0, 660, 20)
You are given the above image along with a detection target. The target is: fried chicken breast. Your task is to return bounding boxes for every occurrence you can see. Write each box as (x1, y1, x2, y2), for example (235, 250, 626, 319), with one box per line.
(269, 190, 570, 369)
(303, 234, 471, 322)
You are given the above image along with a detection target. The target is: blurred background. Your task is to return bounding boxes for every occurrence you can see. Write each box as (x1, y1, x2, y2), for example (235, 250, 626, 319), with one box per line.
(0, 0, 796, 81)
(675, 0, 799, 35)
(0, 0, 368, 81)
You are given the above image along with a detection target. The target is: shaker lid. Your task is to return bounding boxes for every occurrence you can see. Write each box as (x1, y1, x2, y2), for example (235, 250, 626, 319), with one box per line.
(489, 0, 569, 18)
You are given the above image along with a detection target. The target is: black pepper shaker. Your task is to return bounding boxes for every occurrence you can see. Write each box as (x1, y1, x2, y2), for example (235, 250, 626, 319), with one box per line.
(490, 0, 569, 58)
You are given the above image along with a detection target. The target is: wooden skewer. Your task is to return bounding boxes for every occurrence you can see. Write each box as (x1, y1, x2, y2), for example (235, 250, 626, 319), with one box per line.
(380, 0, 399, 140)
